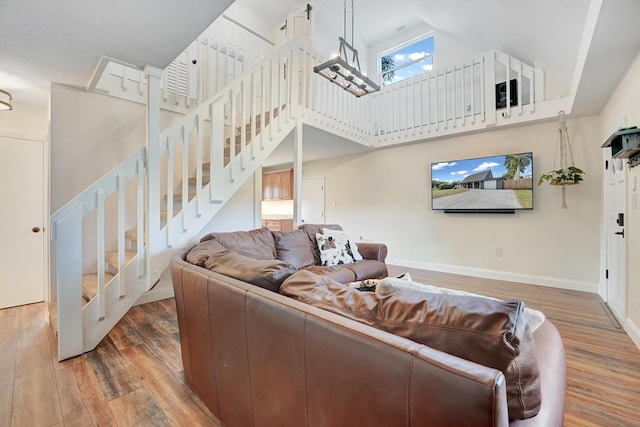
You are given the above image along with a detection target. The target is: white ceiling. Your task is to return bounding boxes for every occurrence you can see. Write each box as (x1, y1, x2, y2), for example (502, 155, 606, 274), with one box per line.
(0, 0, 233, 107)
(1, 0, 639, 120)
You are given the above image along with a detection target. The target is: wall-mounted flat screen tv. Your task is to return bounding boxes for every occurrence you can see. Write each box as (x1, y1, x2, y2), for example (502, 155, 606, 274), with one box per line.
(431, 152, 533, 213)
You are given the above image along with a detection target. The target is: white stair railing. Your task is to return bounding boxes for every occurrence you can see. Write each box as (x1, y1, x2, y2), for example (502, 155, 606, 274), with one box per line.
(50, 149, 147, 360)
(94, 40, 249, 114)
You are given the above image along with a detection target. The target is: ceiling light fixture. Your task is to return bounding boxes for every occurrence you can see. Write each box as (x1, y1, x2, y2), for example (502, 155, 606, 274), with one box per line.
(0, 89, 13, 111)
(313, 0, 379, 97)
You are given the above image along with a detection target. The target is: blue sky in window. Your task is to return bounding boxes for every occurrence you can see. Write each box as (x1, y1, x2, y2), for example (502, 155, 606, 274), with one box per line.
(383, 36, 435, 83)
(431, 154, 533, 183)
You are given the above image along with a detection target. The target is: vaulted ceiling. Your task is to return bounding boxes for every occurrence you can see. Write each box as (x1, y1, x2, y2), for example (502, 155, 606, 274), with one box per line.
(1, 0, 639, 118)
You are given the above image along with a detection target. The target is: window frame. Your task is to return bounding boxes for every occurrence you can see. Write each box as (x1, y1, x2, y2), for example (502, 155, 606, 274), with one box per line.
(378, 32, 435, 87)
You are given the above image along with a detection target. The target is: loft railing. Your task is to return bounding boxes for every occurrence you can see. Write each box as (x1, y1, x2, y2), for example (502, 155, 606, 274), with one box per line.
(370, 49, 547, 147)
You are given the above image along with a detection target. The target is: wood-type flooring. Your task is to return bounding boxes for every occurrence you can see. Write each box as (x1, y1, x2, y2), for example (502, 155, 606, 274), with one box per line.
(0, 265, 638, 426)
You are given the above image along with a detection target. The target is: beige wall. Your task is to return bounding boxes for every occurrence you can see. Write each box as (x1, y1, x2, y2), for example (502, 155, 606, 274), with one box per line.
(0, 100, 48, 141)
(600, 52, 640, 347)
(50, 84, 183, 213)
(304, 116, 603, 291)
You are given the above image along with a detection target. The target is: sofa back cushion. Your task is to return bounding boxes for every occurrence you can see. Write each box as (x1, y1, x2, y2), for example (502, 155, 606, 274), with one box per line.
(185, 239, 227, 267)
(204, 250, 297, 292)
(298, 224, 342, 265)
(272, 229, 315, 268)
(280, 271, 541, 420)
(201, 228, 276, 260)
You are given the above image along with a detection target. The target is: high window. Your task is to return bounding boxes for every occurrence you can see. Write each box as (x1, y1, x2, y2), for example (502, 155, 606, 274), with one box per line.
(379, 34, 435, 86)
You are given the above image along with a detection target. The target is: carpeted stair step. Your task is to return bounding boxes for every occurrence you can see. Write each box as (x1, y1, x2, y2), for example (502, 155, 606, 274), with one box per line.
(105, 250, 137, 273)
(82, 272, 115, 306)
(164, 192, 197, 202)
(188, 175, 210, 186)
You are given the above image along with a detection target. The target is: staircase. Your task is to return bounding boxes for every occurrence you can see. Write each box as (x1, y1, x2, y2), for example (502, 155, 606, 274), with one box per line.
(50, 33, 565, 360)
(50, 39, 303, 360)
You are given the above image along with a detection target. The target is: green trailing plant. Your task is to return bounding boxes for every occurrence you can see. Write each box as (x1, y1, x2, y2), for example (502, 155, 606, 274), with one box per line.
(537, 166, 585, 186)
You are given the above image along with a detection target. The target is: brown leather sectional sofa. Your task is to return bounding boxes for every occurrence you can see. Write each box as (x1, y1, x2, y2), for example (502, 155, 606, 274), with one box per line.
(170, 225, 566, 426)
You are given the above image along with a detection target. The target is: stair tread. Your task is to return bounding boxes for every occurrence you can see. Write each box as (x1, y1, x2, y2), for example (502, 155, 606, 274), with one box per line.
(188, 176, 210, 185)
(105, 250, 137, 271)
(165, 192, 197, 202)
(125, 230, 145, 241)
(82, 272, 115, 303)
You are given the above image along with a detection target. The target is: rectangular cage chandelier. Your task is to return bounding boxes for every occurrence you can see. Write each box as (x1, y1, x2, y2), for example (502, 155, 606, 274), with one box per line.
(313, 0, 379, 97)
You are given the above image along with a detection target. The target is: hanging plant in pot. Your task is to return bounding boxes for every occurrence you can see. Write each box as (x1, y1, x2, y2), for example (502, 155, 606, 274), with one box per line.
(538, 111, 585, 208)
(538, 165, 585, 186)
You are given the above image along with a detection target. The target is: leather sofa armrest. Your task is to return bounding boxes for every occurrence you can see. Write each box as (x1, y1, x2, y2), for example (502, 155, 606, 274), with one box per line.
(357, 243, 388, 262)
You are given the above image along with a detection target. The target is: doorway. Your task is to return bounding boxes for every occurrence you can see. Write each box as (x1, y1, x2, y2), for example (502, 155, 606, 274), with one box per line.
(0, 136, 46, 309)
(605, 154, 626, 323)
(301, 176, 324, 224)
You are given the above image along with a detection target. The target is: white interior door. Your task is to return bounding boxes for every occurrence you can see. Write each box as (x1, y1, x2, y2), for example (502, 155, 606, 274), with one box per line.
(286, 5, 313, 45)
(301, 176, 324, 224)
(606, 156, 626, 322)
(0, 137, 45, 309)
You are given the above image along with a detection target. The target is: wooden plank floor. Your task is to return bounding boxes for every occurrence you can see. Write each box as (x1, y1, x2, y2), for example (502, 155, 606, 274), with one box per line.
(0, 266, 639, 426)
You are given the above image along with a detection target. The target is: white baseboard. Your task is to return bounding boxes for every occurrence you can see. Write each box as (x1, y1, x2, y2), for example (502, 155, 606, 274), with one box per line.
(625, 318, 640, 351)
(386, 257, 599, 294)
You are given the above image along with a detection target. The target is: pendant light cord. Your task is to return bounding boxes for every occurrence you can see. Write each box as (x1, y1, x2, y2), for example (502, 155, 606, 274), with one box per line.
(351, 0, 355, 45)
(343, 0, 347, 40)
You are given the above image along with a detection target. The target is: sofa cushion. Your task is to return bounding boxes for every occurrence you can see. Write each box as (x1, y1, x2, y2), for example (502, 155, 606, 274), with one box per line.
(202, 228, 276, 260)
(273, 229, 315, 268)
(185, 239, 227, 267)
(344, 260, 388, 281)
(280, 271, 541, 420)
(316, 233, 358, 266)
(298, 224, 342, 265)
(300, 265, 357, 283)
(204, 250, 297, 292)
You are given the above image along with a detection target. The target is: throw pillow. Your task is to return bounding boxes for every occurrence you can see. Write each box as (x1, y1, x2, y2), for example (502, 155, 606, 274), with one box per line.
(316, 233, 357, 266)
(298, 224, 343, 265)
(322, 228, 363, 261)
(272, 229, 315, 268)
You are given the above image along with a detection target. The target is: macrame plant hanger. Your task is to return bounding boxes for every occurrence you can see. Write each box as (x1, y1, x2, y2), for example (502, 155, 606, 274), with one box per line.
(553, 110, 576, 209)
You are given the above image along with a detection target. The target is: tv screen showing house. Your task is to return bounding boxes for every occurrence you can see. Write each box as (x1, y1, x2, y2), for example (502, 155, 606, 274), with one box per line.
(431, 152, 533, 210)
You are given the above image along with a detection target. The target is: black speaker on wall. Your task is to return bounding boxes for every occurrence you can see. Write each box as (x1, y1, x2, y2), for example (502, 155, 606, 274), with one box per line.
(496, 79, 518, 109)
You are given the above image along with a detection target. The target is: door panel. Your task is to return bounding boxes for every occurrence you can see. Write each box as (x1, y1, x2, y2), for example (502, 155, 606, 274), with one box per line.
(301, 177, 324, 224)
(606, 156, 626, 322)
(0, 137, 45, 309)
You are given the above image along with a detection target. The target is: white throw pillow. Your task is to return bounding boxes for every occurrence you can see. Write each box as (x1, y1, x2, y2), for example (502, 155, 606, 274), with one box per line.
(316, 233, 357, 266)
(322, 228, 363, 261)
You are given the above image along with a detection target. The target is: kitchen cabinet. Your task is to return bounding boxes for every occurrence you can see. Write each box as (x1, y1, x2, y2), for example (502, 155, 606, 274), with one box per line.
(262, 219, 294, 232)
(263, 169, 293, 200)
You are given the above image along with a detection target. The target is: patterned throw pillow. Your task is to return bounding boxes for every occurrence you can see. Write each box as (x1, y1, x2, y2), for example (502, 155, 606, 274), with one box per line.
(316, 233, 357, 266)
(322, 228, 363, 261)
